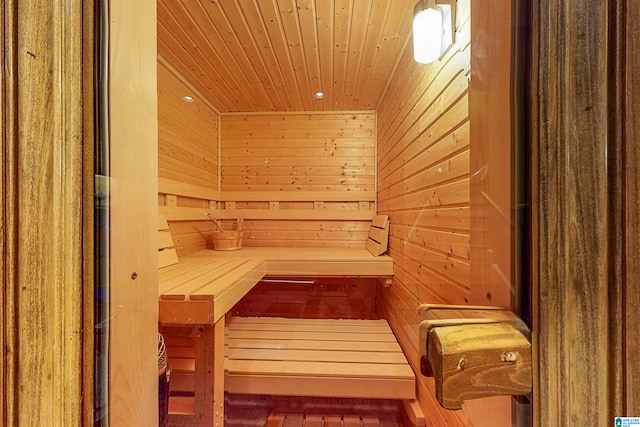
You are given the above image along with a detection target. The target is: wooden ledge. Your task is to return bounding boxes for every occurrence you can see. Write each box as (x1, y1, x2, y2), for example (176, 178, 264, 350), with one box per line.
(209, 247, 393, 277)
(158, 247, 393, 325)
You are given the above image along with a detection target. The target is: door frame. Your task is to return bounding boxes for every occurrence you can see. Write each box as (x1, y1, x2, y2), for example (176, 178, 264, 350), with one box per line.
(531, 0, 636, 423)
(1, 0, 93, 425)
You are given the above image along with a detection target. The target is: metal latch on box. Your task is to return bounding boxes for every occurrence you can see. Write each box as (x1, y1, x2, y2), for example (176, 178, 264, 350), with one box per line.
(418, 304, 532, 410)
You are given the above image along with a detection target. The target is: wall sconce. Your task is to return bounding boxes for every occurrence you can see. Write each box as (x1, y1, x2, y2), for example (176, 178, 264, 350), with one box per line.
(413, 0, 456, 64)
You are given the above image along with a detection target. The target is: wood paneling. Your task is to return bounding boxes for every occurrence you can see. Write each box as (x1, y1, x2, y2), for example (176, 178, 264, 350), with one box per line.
(2, 0, 86, 425)
(376, 0, 471, 424)
(221, 112, 375, 192)
(158, 60, 220, 256)
(220, 112, 376, 247)
(109, 0, 159, 425)
(158, 59, 219, 190)
(157, 0, 416, 112)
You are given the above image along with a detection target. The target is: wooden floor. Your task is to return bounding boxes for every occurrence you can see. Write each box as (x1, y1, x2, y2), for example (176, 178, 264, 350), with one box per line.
(264, 413, 400, 426)
(225, 394, 404, 427)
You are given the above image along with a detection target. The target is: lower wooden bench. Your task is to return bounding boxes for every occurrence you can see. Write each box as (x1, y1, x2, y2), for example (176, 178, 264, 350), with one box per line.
(225, 317, 416, 400)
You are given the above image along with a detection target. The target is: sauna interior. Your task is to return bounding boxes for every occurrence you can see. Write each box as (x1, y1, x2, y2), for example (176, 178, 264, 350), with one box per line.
(108, 0, 521, 426)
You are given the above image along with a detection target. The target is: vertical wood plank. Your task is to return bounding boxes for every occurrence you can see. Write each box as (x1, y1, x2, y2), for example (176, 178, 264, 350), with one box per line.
(108, 0, 159, 425)
(532, 0, 624, 424)
(469, 0, 513, 309)
(1, 2, 9, 424)
(624, 0, 640, 415)
(376, 1, 471, 424)
(81, 0, 96, 423)
(213, 318, 225, 426)
(467, 0, 514, 423)
(2, 0, 86, 425)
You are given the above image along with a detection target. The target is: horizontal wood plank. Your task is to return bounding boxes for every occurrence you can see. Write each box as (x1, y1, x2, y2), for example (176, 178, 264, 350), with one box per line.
(227, 330, 397, 343)
(226, 338, 401, 353)
(226, 348, 408, 364)
(159, 177, 220, 201)
(226, 359, 413, 378)
(221, 191, 375, 202)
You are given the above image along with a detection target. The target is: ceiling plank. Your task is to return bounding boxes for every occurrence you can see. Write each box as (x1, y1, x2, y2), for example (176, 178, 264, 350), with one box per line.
(237, 0, 295, 110)
(276, 0, 315, 110)
(341, 0, 373, 109)
(316, 0, 335, 108)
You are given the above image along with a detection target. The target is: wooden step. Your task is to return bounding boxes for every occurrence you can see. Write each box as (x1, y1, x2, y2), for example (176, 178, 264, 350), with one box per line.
(225, 317, 415, 400)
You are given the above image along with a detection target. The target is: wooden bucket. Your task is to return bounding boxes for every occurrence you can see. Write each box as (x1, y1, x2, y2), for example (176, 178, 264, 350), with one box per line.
(212, 230, 243, 251)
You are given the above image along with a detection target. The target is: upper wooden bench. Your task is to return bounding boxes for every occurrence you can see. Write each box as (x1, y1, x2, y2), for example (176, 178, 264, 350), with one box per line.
(158, 217, 392, 326)
(157, 178, 393, 326)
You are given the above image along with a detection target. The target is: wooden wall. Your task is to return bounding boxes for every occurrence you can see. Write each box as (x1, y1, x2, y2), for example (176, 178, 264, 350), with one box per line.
(376, 1, 474, 425)
(158, 58, 220, 256)
(158, 59, 219, 189)
(219, 112, 376, 248)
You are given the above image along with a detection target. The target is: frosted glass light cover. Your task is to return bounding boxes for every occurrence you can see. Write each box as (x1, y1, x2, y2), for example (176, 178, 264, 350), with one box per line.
(413, 7, 443, 64)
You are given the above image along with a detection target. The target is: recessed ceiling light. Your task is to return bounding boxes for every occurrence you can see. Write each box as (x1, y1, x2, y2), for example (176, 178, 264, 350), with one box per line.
(315, 92, 324, 99)
(183, 96, 194, 102)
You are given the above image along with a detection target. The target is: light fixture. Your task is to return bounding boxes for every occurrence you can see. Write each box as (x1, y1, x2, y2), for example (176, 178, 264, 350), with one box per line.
(413, 0, 456, 64)
(183, 95, 194, 102)
(315, 92, 324, 99)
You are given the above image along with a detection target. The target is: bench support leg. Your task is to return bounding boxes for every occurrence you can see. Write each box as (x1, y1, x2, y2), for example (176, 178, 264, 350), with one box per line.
(211, 318, 225, 427)
(402, 400, 426, 427)
(165, 318, 225, 427)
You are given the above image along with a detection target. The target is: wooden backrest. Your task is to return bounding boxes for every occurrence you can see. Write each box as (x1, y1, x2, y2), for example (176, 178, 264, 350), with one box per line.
(158, 215, 179, 268)
(365, 214, 389, 256)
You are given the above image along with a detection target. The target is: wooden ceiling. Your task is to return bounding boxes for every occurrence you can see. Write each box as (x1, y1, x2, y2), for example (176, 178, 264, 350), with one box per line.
(157, 0, 416, 113)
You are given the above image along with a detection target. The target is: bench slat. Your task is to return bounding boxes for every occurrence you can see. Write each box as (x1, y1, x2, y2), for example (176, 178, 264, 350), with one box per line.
(226, 348, 408, 364)
(227, 322, 392, 334)
(228, 317, 389, 326)
(225, 374, 415, 400)
(371, 214, 388, 229)
(368, 226, 387, 244)
(158, 230, 175, 250)
(160, 258, 250, 296)
(227, 329, 397, 343)
(226, 359, 414, 380)
(158, 215, 170, 231)
(159, 258, 240, 289)
(226, 338, 402, 353)
(159, 248, 179, 269)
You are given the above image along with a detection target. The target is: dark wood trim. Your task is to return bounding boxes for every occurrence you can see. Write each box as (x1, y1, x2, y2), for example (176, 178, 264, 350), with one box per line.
(82, 0, 96, 424)
(2, 1, 86, 425)
(1, 0, 16, 424)
(532, 0, 626, 424)
(623, 0, 640, 416)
